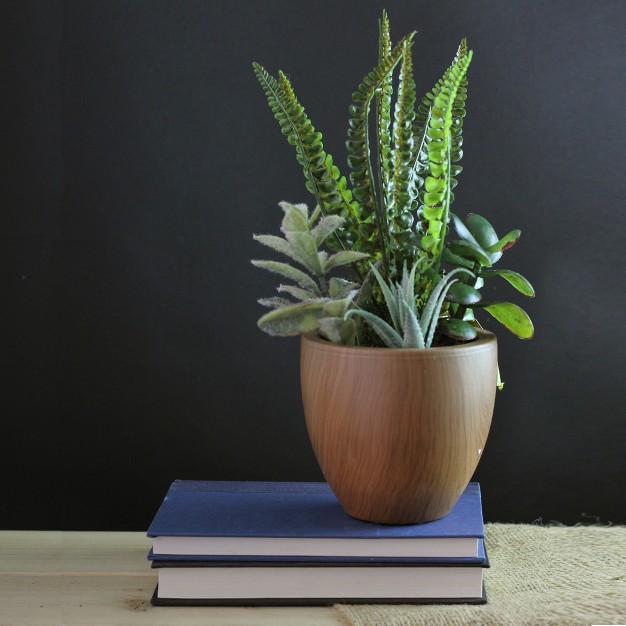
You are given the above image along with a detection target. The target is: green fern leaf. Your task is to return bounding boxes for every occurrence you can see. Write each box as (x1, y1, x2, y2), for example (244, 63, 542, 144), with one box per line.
(346, 33, 415, 265)
(419, 49, 473, 256)
(252, 63, 357, 242)
(388, 42, 418, 250)
(414, 38, 469, 171)
(376, 10, 393, 236)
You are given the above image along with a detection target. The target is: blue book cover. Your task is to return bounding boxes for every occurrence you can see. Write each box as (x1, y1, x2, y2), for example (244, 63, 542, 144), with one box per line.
(148, 539, 488, 565)
(147, 481, 484, 559)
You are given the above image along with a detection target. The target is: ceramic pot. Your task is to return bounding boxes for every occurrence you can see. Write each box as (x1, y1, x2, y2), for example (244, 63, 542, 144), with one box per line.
(300, 330, 498, 524)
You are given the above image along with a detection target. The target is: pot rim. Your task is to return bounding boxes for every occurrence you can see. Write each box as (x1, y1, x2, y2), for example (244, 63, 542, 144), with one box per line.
(301, 328, 496, 359)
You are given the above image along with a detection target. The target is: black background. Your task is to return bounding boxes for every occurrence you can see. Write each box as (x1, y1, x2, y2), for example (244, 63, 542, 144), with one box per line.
(2, 0, 624, 530)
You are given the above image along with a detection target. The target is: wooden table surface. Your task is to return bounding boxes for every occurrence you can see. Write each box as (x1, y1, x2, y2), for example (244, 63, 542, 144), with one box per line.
(0, 531, 344, 625)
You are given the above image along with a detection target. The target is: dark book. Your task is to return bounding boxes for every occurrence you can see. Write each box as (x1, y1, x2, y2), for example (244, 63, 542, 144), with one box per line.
(147, 480, 484, 559)
(149, 558, 489, 605)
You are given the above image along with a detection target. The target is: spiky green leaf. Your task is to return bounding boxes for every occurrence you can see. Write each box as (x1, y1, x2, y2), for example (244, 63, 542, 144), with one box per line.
(420, 267, 473, 341)
(369, 263, 401, 330)
(344, 309, 403, 348)
(401, 302, 426, 348)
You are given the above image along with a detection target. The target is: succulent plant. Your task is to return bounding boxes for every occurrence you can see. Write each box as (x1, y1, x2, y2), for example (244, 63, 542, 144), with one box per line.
(346, 263, 474, 349)
(252, 11, 534, 348)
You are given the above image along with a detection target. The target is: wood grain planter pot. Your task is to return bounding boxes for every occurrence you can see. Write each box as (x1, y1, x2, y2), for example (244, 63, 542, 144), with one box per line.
(300, 330, 498, 524)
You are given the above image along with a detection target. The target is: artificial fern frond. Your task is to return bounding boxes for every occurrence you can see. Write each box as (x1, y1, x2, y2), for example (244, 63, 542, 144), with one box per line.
(388, 42, 418, 257)
(420, 50, 473, 257)
(376, 10, 393, 234)
(346, 33, 415, 269)
(252, 64, 357, 234)
(413, 38, 469, 195)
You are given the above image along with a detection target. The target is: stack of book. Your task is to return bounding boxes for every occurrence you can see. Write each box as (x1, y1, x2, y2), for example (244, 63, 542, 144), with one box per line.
(146, 480, 488, 606)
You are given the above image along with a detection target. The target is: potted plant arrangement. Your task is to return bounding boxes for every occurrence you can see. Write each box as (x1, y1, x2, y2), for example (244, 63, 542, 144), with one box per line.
(251, 12, 534, 524)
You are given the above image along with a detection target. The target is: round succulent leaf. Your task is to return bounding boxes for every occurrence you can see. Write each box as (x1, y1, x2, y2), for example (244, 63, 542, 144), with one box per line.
(448, 240, 492, 266)
(480, 269, 535, 297)
(441, 246, 474, 269)
(445, 282, 482, 305)
(479, 301, 534, 339)
(439, 318, 478, 341)
(486, 229, 521, 253)
(466, 213, 499, 249)
(450, 213, 479, 246)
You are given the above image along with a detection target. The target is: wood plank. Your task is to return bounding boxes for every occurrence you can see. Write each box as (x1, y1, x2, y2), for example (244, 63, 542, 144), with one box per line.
(0, 531, 344, 625)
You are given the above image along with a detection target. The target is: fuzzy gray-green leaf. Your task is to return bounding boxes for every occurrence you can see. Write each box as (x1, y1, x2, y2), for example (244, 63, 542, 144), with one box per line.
(284, 231, 324, 274)
(257, 296, 292, 309)
(280, 201, 310, 233)
(253, 234, 303, 266)
(323, 250, 370, 272)
(318, 317, 357, 345)
(329, 277, 360, 299)
(257, 302, 325, 336)
(323, 291, 358, 317)
(311, 215, 345, 247)
(277, 284, 321, 302)
(251, 260, 320, 294)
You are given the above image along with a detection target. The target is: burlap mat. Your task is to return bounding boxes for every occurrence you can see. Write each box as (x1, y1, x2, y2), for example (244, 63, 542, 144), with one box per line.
(335, 523, 626, 626)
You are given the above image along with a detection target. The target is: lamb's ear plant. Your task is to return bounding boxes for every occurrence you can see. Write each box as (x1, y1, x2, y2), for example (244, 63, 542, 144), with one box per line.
(253, 202, 368, 344)
(251, 10, 534, 352)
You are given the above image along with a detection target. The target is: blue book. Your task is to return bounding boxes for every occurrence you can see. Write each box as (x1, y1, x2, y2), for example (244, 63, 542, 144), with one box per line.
(147, 480, 484, 560)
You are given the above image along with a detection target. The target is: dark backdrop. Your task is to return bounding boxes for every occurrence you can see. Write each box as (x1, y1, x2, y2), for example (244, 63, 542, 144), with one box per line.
(2, 0, 624, 530)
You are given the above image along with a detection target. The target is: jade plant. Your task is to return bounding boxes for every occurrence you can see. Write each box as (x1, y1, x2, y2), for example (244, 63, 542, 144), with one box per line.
(251, 11, 534, 348)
